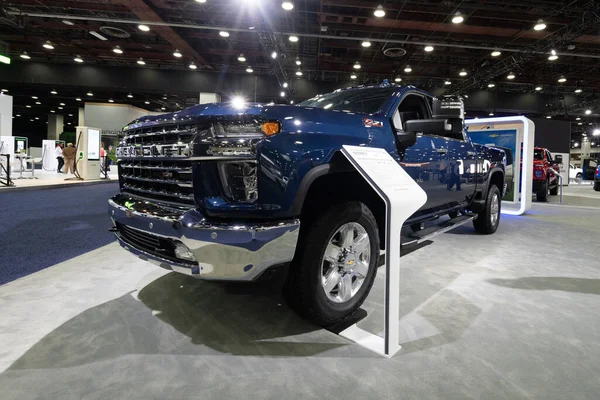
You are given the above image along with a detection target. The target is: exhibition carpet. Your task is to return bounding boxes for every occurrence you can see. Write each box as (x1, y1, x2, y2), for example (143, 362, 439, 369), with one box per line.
(0, 183, 119, 285)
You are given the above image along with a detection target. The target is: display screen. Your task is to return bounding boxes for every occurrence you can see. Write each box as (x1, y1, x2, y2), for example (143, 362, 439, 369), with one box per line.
(87, 129, 100, 160)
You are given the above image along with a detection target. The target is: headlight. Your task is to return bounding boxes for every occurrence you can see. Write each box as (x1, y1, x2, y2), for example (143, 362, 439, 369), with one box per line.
(209, 121, 280, 157)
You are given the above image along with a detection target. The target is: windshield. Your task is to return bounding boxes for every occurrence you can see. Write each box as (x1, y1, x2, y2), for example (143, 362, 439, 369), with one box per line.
(298, 87, 396, 114)
(534, 149, 544, 160)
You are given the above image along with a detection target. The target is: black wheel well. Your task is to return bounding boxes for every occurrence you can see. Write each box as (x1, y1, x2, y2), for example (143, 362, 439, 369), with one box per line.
(489, 170, 504, 193)
(299, 162, 386, 249)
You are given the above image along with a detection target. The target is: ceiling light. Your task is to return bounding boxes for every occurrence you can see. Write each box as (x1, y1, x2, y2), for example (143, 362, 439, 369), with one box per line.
(585, 109, 592, 115)
(535, 86, 543, 91)
(452, 12, 464, 24)
(295, 57, 302, 66)
(576, 117, 581, 120)
(546, 115, 552, 119)
(289, 35, 299, 42)
(374, 5, 385, 18)
(296, 70, 303, 76)
(35, 117, 39, 120)
(76, 97, 82, 101)
(35, 101, 41, 105)
(573, 142, 579, 147)
(283, 82, 289, 88)
(113, 46, 123, 54)
(172, 50, 183, 58)
(62, 20, 74, 26)
(424, 45, 434, 52)
(59, 102, 65, 106)
(445, 80, 451, 85)
(488, 83, 496, 88)
(404, 65, 412, 73)
(362, 41, 372, 48)
(26, 105, 31, 108)
(195, 0, 207, 3)
(282, 1, 294, 10)
(127, 93, 133, 98)
(31, 96, 38, 99)
(578, 122, 583, 125)
(395, 77, 402, 83)
(43, 41, 54, 50)
(20, 51, 31, 60)
(161, 107, 166, 111)
(249, 26, 255, 30)
(0, 89, 7, 93)
(575, 88, 582, 93)
(137, 58, 146, 65)
(68, 114, 73, 117)
(108, 98, 114, 103)
(271, 51, 278, 59)
(87, 91, 93, 96)
(89, 31, 108, 41)
(354, 62, 361, 69)
(594, 129, 600, 136)
(138, 24, 150, 32)
(145, 100, 150, 105)
(280, 91, 286, 97)
(51, 90, 57, 95)
(459, 68, 467, 76)
(238, 53, 246, 62)
(290, 100, 294, 104)
(489, 112, 494, 116)
(350, 74, 357, 79)
(219, 31, 230, 38)
(507, 72, 515, 79)
(534, 19, 546, 31)
(491, 50, 501, 57)
(558, 75, 566, 83)
(74, 56, 83, 63)
(50, 110, 55, 113)
(246, 66, 253, 73)
(189, 62, 197, 69)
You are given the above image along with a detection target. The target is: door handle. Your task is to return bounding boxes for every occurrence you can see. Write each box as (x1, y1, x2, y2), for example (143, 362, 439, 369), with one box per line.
(467, 151, 476, 156)
(436, 148, 448, 154)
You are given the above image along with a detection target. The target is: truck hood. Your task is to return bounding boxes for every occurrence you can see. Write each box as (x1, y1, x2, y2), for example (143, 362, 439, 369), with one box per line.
(124, 101, 384, 133)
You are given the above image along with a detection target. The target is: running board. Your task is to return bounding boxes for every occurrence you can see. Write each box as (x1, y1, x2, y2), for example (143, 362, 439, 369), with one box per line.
(402, 215, 475, 247)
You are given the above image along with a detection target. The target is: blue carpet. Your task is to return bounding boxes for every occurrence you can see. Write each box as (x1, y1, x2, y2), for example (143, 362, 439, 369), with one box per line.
(0, 183, 120, 285)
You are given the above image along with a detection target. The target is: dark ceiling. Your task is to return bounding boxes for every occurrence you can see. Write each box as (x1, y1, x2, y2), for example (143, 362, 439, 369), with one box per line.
(1, 0, 599, 145)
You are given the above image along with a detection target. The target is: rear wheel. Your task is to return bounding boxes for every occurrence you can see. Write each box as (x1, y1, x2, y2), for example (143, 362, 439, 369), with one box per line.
(284, 201, 380, 326)
(536, 180, 548, 202)
(473, 184, 501, 234)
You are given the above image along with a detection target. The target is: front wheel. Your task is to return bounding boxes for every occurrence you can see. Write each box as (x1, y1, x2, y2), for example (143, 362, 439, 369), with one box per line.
(536, 181, 548, 202)
(284, 201, 380, 326)
(594, 182, 600, 192)
(473, 184, 501, 234)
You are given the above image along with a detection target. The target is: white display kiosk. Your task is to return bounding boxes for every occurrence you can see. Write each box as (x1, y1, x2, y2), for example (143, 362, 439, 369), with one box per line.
(75, 126, 102, 180)
(465, 116, 534, 216)
(340, 145, 427, 357)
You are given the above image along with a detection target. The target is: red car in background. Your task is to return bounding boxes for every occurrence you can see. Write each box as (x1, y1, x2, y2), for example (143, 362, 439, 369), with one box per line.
(531, 147, 560, 201)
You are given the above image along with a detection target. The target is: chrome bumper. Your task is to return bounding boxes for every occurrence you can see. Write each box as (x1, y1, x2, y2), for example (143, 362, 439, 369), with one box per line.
(108, 195, 300, 281)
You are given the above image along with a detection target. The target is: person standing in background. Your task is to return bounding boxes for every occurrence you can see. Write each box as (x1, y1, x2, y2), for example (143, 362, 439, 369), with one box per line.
(62, 142, 77, 175)
(55, 143, 64, 173)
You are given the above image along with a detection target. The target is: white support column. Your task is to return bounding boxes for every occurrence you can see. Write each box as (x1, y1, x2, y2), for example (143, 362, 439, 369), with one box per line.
(78, 107, 85, 127)
(47, 114, 64, 141)
(0, 93, 13, 136)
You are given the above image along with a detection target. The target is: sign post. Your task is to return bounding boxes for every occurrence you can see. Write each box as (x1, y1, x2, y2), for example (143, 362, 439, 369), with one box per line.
(340, 145, 427, 357)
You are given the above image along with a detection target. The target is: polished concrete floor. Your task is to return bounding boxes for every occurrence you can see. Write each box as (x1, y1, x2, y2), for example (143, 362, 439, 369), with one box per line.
(1, 204, 599, 399)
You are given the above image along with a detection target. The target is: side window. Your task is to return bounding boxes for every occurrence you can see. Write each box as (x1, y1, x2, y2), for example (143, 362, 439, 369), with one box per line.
(395, 94, 431, 131)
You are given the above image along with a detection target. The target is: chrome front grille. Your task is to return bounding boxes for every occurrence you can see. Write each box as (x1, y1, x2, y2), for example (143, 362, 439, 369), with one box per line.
(121, 124, 198, 146)
(120, 160, 195, 207)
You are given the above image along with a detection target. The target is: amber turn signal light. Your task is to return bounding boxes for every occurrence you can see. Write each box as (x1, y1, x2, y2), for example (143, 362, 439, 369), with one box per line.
(261, 122, 280, 136)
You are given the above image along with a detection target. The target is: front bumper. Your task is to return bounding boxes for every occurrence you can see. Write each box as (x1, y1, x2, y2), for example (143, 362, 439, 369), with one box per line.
(109, 194, 300, 281)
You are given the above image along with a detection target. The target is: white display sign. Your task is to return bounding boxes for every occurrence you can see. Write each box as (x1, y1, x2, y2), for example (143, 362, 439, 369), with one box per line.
(87, 128, 100, 160)
(340, 145, 427, 357)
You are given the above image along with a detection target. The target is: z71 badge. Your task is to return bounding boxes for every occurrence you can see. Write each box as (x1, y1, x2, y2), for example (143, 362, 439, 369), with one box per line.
(363, 118, 383, 128)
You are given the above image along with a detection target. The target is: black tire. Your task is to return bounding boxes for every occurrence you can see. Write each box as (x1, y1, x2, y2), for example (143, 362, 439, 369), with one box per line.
(594, 182, 600, 192)
(536, 181, 548, 202)
(549, 179, 559, 195)
(473, 184, 501, 234)
(283, 201, 380, 326)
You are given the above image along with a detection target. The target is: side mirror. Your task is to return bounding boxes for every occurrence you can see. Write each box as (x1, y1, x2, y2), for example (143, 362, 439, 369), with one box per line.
(405, 119, 453, 135)
(396, 130, 418, 148)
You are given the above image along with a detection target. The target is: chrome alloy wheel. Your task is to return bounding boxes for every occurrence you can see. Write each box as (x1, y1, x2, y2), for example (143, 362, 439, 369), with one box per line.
(490, 192, 500, 226)
(320, 222, 371, 303)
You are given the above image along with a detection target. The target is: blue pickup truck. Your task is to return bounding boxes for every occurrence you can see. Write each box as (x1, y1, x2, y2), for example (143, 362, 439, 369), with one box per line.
(109, 84, 505, 325)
